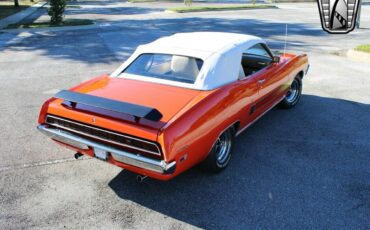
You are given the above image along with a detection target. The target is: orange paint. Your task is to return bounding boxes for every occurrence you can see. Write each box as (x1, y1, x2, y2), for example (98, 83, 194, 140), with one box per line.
(38, 53, 309, 180)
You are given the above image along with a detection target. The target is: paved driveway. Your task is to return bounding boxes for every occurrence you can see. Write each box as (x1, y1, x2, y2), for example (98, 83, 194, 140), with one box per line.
(0, 3, 369, 229)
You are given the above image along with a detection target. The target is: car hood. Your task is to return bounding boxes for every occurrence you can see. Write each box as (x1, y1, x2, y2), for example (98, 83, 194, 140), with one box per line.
(69, 75, 203, 124)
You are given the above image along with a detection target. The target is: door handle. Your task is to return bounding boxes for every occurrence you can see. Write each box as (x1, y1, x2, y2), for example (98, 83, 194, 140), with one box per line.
(258, 79, 266, 84)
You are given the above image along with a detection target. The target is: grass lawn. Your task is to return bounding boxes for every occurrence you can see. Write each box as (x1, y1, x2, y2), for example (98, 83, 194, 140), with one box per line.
(0, 0, 39, 20)
(355, 44, 370, 54)
(166, 4, 275, 13)
(5, 19, 93, 29)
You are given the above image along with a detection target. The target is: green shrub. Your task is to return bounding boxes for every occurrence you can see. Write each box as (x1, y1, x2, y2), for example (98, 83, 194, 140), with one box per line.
(48, 0, 66, 24)
(355, 44, 370, 53)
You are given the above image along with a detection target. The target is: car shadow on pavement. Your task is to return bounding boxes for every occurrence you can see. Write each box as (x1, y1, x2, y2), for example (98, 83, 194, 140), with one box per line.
(108, 94, 370, 228)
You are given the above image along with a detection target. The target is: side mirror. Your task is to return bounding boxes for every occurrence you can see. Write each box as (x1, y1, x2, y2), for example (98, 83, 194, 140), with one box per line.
(272, 56, 280, 63)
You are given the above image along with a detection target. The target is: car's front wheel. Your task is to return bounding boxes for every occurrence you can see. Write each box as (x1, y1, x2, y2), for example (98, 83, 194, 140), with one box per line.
(200, 127, 234, 173)
(279, 75, 302, 109)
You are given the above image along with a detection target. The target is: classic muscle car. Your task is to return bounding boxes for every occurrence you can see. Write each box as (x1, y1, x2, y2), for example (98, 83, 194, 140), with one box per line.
(37, 32, 309, 181)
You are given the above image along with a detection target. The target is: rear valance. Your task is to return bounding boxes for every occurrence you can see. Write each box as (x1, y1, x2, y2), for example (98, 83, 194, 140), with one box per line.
(54, 90, 163, 122)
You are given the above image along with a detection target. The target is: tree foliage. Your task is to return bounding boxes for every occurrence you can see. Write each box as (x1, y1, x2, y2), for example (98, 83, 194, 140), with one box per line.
(48, 0, 66, 24)
(184, 0, 192, 7)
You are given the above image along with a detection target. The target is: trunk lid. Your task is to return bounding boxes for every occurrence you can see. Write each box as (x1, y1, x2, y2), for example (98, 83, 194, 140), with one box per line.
(46, 76, 202, 141)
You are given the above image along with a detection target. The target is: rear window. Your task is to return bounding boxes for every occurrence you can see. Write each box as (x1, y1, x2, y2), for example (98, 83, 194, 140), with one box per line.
(123, 54, 203, 84)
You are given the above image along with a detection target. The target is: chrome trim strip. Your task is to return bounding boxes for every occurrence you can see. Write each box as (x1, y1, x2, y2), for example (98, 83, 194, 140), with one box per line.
(305, 64, 310, 75)
(236, 96, 285, 136)
(46, 115, 161, 156)
(37, 125, 176, 174)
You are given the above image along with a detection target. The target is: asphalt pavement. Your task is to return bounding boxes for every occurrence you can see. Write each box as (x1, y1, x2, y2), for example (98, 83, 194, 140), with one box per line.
(0, 2, 369, 229)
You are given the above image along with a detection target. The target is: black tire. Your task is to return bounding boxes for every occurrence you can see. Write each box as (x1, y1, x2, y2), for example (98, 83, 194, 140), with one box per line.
(279, 75, 302, 109)
(200, 127, 235, 173)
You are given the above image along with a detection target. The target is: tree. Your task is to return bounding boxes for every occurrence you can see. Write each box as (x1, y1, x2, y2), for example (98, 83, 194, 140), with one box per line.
(48, 0, 66, 24)
(184, 0, 192, 7)
(14, 0, 19, 7)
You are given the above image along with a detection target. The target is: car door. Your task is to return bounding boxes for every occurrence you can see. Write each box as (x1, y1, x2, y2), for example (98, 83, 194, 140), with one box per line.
(241, 43, 285, 119)
(233, 69, 261, 130)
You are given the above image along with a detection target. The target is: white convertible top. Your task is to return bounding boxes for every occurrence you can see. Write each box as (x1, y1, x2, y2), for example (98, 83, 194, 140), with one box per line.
(111, 32, 265, 90)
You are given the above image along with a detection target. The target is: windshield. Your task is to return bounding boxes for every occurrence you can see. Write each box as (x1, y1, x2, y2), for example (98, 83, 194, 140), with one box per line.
(123, 54, 203, 84)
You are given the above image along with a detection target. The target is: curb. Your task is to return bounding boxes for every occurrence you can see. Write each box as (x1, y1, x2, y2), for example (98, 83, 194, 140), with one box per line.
(165, 5, 277, 13)
(347, 49, 370, 63)
(1, 22, 98, 34)
(0, 2, 47, 29)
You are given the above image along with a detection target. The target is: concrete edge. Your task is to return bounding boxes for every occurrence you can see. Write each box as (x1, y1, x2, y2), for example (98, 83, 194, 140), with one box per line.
(347, 49, 370, 63)
(1, 21, 97, 33)
(0, 2, 48, 29)
(165, 5, 277, 13)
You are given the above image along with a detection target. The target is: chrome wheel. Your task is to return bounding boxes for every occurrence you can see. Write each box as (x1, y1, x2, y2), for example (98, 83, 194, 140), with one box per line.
(215, 131, 232, 166)
(279, 75, 302, 109)
(200, 127, 234, 173)
(286, 79, 300, 103)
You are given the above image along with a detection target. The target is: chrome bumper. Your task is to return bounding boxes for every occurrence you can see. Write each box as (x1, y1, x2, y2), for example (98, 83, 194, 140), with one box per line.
(305, 64, 310, 75)
(37, 125, 176, 174)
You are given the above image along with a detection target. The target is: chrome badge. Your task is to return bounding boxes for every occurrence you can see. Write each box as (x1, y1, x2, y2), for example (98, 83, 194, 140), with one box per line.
(317, 0, 360, 34)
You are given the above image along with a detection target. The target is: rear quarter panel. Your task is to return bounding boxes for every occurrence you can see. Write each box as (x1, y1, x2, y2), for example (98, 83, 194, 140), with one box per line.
(157, 81, 255, 176)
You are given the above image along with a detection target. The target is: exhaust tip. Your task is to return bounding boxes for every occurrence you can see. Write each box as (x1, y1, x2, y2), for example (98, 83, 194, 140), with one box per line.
(74, 152, 83, 159)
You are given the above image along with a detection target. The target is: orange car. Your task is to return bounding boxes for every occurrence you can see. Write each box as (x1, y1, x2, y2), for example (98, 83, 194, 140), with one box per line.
(37, 32, 309, 181)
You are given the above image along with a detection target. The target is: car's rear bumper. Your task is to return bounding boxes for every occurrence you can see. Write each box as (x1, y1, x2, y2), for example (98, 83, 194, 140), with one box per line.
(37, 125, 176, 175)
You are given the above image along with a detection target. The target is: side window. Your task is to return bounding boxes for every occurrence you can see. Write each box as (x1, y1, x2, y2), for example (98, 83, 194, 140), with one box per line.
(240, 43, 273, 78)
(244, 44, 271, 58)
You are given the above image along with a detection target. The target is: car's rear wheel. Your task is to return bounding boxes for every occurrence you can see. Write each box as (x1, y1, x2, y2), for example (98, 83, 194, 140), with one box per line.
(200, 127, 234, 173)
(279, 75, 302, 109)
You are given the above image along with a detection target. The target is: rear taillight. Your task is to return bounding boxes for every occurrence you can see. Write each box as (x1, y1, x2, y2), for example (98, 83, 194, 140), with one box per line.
(38, 97, 56, 124)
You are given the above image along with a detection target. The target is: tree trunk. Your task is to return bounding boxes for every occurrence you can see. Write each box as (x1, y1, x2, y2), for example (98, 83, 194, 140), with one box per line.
(14, 0, 20, 7)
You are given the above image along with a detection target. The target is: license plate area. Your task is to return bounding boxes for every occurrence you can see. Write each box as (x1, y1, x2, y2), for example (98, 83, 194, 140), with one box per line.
(94, 148, 107, 161)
